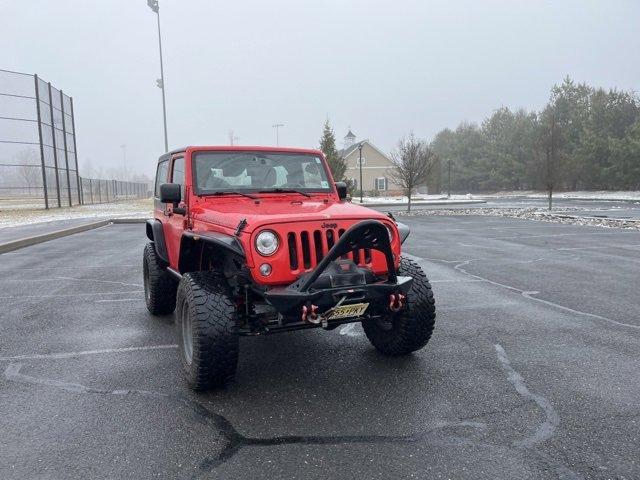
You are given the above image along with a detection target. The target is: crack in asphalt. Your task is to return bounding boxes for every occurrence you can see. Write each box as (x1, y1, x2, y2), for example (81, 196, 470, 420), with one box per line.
(4, 356, 581, 479)
(3, 363, 486, 474)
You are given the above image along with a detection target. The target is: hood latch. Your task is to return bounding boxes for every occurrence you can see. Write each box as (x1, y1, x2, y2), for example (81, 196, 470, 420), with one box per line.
(234, 218, 248, 236)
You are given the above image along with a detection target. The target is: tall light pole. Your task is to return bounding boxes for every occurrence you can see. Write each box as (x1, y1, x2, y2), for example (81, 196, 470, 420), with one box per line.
(147, 0, 169, 152)
(358, 143, 363, 204)
(272, 123, 284, 146)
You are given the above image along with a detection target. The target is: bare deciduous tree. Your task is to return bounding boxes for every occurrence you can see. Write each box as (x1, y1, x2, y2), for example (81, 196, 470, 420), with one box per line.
(16, 149, 41, 197)
(389, 133, 437, 212)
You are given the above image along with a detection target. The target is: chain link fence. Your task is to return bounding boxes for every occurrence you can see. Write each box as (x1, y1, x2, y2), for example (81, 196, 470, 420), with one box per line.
(80, 178, 149, 204)
(0, 68, 148, 210)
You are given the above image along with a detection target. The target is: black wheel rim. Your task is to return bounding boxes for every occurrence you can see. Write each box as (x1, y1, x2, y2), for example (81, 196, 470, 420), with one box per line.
(181, 300, 193, 365)
(143, 256, 150, 304)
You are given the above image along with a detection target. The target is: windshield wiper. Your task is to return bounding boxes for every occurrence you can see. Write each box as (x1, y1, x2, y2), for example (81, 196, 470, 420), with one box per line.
(210, 191, 258, 200)
(258, 188, 311, 198)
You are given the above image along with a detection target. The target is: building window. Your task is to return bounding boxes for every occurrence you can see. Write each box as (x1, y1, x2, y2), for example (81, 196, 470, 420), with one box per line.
(375, 177, 387, 191)
(355, 156, 366, 166)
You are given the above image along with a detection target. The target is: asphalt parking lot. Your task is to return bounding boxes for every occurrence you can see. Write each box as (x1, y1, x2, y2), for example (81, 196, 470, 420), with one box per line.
(1, 217, 639, 479)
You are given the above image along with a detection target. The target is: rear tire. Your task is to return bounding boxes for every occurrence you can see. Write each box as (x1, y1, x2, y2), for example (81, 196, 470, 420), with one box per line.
(143, 242, 178, 315)
(362, 256, 436, 355)
(176, 272, 239, 391)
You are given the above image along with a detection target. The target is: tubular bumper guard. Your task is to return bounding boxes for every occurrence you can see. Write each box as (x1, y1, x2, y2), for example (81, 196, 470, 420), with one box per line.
(261, 220, 413, 317)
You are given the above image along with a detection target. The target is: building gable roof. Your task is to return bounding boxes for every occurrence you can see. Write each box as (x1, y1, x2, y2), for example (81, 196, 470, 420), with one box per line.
(338, 139, 392, 163)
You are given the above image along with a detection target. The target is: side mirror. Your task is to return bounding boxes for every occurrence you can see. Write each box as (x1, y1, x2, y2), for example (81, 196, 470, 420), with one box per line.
(335, 181, 347, 200)
(160, 183, 181, 205)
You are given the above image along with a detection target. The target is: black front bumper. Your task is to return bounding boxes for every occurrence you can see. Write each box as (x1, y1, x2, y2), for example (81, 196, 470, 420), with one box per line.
(260, 220, 413, 318)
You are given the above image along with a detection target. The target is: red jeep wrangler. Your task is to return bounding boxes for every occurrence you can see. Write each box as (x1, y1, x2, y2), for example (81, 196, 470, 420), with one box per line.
(144, 146, 436, 390)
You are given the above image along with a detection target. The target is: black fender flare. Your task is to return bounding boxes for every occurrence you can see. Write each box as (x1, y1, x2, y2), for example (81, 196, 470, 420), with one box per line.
(146, 219, 169, 264)
(178, 230, 245, 273)
(396, 222, 410, 244)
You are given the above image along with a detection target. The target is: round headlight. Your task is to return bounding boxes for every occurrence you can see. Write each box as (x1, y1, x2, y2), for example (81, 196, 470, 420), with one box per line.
(255, 230, 279, 256)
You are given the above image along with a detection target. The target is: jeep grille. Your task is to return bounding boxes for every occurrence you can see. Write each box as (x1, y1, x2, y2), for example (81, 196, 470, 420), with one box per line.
(287, 228, 371, 271)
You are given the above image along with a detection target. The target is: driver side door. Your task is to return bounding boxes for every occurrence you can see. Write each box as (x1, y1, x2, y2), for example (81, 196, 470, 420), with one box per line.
(164, 155, 187, 269)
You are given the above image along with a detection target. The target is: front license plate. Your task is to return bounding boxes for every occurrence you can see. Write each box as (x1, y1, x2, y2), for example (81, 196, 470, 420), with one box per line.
(327, 303, 369, 320)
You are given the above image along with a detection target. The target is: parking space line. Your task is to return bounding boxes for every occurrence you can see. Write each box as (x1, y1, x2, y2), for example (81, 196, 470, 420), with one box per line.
(0, 344, 177, 361)
(452, 260, 640, 331)
(410, 253, 640, 331)
(95, 298, 141, 303)
(4, 363, 166, 397)
(56, 276, 143, 287)
(0, 291, 143, 299)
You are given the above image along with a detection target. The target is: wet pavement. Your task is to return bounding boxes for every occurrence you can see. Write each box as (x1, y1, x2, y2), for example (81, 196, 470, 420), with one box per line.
(1, 219, 639, 479)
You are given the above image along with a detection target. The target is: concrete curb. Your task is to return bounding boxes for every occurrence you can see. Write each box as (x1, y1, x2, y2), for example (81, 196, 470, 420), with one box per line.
(0, 217, 148, 254)
(111, 217, 148, 224)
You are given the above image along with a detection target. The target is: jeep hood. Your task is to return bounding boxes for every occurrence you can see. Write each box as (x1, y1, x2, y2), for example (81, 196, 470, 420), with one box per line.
(190, 197, 389, 233)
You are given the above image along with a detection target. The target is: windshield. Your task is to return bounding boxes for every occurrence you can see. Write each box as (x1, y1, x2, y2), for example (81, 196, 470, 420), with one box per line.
(193, 152, 332, 195)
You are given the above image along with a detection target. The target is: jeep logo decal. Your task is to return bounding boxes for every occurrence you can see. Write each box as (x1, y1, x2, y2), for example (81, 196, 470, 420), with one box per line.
(321, 222, 338, 229)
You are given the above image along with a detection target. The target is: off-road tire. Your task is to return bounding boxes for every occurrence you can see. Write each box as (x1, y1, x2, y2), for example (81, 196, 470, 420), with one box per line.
(176, 272, 239, 391)
(143, 242, 178, 315)
(362, 256, 436, 355)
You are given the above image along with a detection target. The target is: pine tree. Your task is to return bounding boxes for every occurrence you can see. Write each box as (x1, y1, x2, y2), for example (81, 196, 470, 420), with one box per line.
(319, 119, 347, 181)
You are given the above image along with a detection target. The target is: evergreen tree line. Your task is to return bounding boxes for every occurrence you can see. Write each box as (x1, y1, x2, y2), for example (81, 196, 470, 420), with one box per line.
(430, 77, 640, 193)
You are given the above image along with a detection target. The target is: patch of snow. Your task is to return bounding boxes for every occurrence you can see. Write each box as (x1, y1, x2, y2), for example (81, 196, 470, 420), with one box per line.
(0, 199, 153, 229)
(396, 207, 640, 230)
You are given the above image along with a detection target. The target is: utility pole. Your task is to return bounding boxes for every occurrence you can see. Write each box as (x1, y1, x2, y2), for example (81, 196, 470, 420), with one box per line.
(228, 131, 239, 146)
(358, 143, 363, 204)
(447, 159, 451, 197)
(272, 123, 284, 146)
(147, 0, 169, 152)
(120, 144, 127, 179)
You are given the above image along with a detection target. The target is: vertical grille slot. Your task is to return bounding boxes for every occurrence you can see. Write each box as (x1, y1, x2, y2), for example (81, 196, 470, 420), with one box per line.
(287, 233, 298, 270)
(300, 231, 311, 269)
(286, 224, 377, 273)
(313, 230, 323, 264)
(326, 229, 335, 250)
(338, 228, 348, 259)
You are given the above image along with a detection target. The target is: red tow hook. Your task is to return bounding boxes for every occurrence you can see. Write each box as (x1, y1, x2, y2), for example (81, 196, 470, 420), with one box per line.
(389, 293, 406, 312)
(302, 304, 319, 323)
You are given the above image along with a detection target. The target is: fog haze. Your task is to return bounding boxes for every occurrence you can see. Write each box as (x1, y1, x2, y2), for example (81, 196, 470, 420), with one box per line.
(2, 0, 639, 177)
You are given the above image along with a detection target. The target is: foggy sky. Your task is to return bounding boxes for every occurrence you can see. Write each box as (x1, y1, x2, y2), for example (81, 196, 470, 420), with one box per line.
(2, 0, 639, 177)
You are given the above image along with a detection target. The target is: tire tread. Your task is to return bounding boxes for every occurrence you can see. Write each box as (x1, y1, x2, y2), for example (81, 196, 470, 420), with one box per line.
(362, 256, 436, 355)
(176, 272, 239, 391)
(143, 242, 178, 315)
